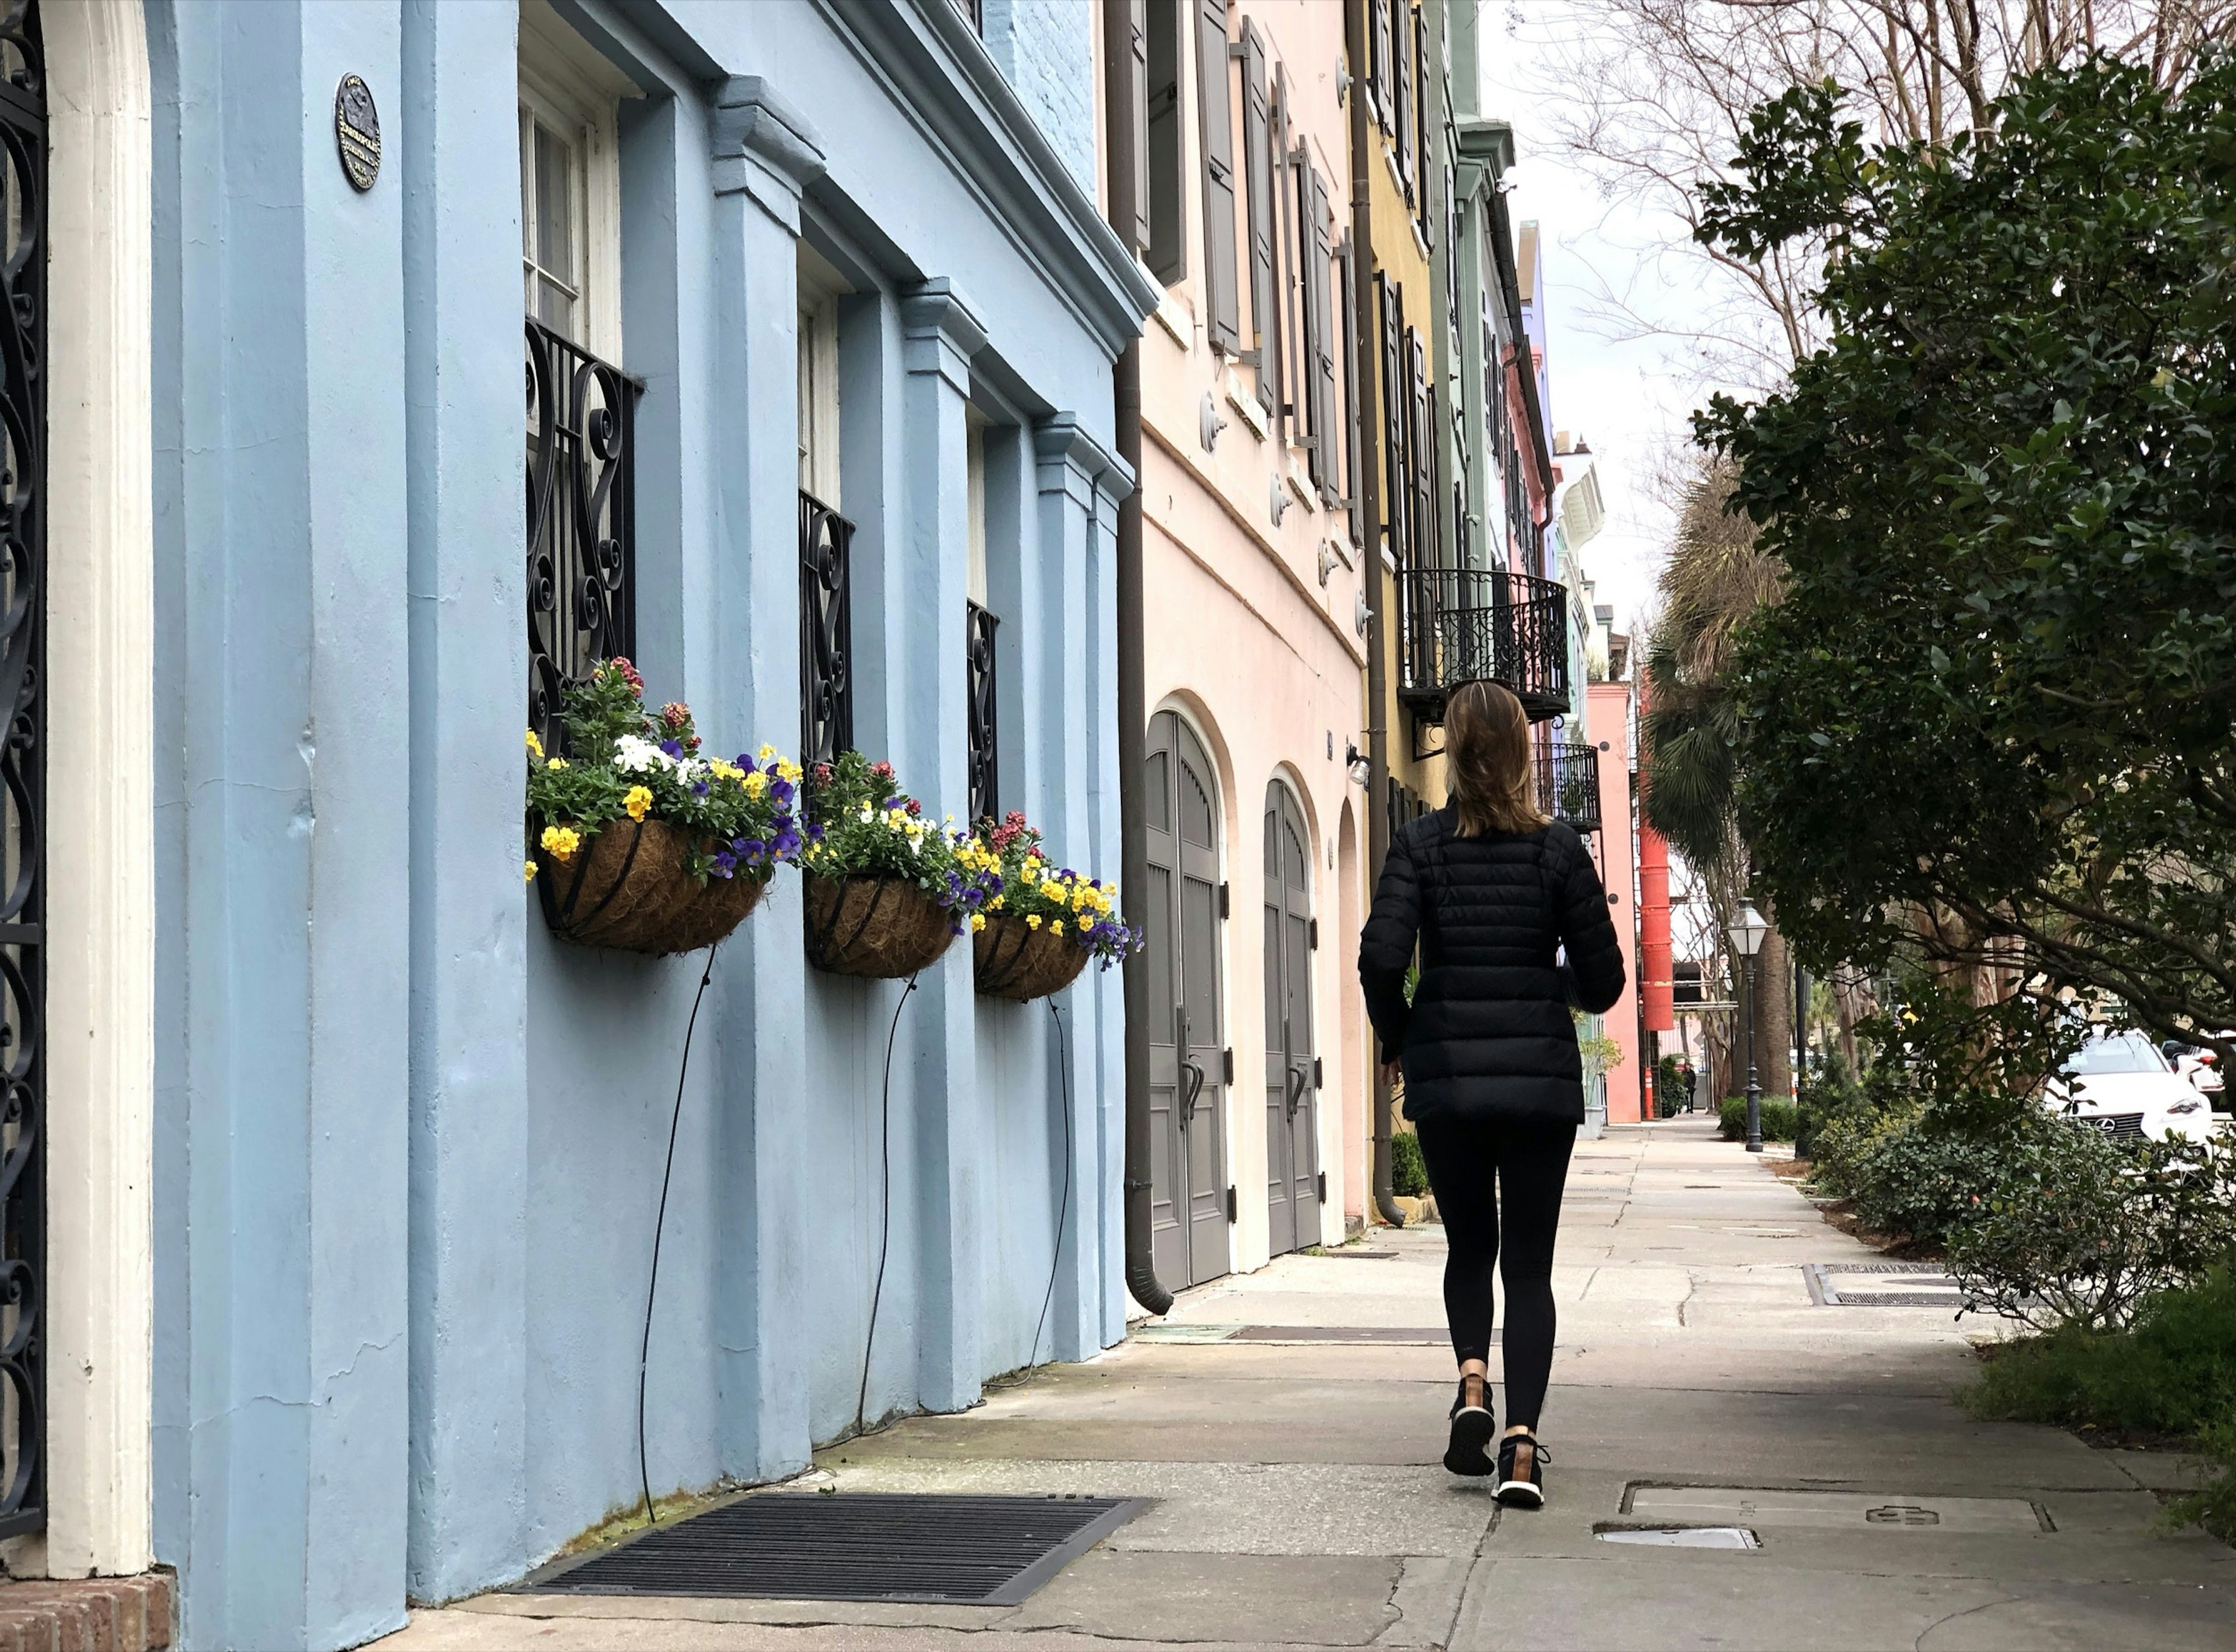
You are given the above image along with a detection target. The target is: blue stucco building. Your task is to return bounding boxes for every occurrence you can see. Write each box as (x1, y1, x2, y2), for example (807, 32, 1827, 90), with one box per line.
(19, 1, 1159, 1644)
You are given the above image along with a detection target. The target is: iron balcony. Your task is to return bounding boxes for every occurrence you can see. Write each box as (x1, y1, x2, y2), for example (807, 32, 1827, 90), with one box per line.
(1537, 740, 1602, 836)
(1396, 567, 1570, 723)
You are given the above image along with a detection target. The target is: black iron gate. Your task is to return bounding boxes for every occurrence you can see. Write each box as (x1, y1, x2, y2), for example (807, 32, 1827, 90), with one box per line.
(0, 0, 46, 1539)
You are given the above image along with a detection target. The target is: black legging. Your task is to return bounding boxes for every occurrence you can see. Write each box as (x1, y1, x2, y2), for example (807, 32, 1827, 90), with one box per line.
(1413, 1115, 1576, 1431)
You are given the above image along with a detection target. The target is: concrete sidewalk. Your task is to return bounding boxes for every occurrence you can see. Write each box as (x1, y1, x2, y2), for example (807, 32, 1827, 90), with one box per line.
(381, 1117, 2236, 1650)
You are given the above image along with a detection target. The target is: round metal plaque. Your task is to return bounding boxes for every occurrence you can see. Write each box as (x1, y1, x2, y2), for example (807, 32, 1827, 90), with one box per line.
(335, 74, 380, 192)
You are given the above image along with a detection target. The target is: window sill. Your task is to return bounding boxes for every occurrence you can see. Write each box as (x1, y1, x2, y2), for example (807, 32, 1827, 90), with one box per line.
(1223, 369, 1269, 441)
(1154, 288, 1196, 352)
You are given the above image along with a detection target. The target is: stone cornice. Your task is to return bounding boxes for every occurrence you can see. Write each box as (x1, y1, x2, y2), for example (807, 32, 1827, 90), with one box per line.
(900, 278, 989, 390)
(710, 76, 827, 229)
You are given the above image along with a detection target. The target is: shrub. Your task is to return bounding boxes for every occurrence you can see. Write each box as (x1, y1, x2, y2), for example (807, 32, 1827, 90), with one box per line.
(1391, 1130, 1428, 1198)
(1718, 1096, 1797, 1142)
(1948, 1130, 2236, 1332)
(1964, 1265, 2236, 1541)
(1655, 1054, 1689, 1116)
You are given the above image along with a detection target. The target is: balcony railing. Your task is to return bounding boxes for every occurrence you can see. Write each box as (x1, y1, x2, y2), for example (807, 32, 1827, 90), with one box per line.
(1537, 741, 1602, 836)
(526, 319, 639, 753)
(965, 599, 999, 825)
(799, 491, 855, 769)
(1396, 567, 1569, 723)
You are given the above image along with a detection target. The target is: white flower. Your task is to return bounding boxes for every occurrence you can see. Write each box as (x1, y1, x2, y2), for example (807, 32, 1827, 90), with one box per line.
(859, 806, 874, 823)
(614, 734, 685, 776)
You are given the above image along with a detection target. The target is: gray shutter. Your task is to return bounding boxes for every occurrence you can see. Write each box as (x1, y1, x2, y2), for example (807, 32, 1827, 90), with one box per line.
(1371, 0, 1392, 128)
(1409, 326, 1437, 569)
(1395, 2, 1414, 203)
(1198, 0, 1241, 354)
(1241, 20, 1277, 410)
(1308, 164, 1337, 495)
(1379, 275, 1405, 567)
(1413, 6, 1429, 221)
(1129, 0, 1151, 253)
(1147, 0, 1186, 282)
(1339, 232, 1361, 539)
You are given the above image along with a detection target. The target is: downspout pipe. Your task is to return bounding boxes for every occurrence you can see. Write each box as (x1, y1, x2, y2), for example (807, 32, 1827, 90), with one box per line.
(1105, 0, 1172, 1313)
(1347, 0, 1404, 1229)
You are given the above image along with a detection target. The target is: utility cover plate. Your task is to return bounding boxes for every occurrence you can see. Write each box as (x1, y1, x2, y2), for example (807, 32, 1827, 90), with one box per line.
(1805, 1261, 1968, 1308)
(1597, 1525, 1760, 1550)
(1628, 1487, 2046, 1534)
(518, 1492, 1148, 1605)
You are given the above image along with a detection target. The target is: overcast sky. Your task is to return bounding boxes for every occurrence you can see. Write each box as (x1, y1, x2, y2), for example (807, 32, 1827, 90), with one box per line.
(1478, 2, 1714, 642)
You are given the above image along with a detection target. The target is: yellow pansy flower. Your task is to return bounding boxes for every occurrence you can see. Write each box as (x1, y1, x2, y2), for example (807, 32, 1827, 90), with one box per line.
(522, 859, 539, 882)
(526, 729, 544, 758)
(540, 824, 582, 862)
(758, 743, 777, 762)
(1051, 920, 1064, 937)
(1026, 914, 1042, 930)
(970, 912, 987, 932)
(546, 756, 569, 771)
(624, 785, 653, 822)
(744, 770, 767, 798)
(777, 760, 802, 784)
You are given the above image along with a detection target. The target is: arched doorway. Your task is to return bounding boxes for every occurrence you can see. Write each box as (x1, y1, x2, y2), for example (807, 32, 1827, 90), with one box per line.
(1145, 709, 1226, 1289)
(1262, 781, 1318, 1255)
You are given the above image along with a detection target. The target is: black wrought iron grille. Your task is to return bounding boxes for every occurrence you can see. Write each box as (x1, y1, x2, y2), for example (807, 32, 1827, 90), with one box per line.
(1396, 568, 1569, 724)
(1537, 741, 1602, 835)
(965, 600, 999, 825)
(799, 491, 854, 767)
(526, 319, 639, 754)
(0, 0, 45, 1541)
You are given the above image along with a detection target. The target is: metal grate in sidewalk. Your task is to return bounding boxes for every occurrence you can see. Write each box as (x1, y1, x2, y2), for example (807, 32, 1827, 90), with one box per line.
(517, 1492, 1146, 1605)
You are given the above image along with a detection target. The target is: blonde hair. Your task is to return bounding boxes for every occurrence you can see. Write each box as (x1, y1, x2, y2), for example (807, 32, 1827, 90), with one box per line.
(1445, 680, 1549, 838)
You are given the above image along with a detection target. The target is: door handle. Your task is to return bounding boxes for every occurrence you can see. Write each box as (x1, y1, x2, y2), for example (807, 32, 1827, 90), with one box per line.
(1285, 1064, 1307, 1119)
(1182, 1060, 1207, 1119)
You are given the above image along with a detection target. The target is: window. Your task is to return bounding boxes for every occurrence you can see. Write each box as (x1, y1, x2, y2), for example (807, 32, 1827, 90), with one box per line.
(798, 251, 852, 766)
(519, 0, 629, 359)
(965, 412, 999, 823)
(522, 1, 637, 750)
(1240, 21, 1278, 414)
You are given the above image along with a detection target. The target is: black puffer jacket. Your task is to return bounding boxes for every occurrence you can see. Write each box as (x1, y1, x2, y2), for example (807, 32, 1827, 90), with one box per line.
(1358, 809, 1626, 1124)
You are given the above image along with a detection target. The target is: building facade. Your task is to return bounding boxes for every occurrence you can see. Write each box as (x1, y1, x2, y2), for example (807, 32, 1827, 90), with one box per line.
(23, 1, 1153, 1645)
(1108, 0, 1372, 1281)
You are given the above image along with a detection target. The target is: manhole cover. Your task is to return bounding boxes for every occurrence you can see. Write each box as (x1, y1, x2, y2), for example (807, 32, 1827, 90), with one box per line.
(1131, 1322, 1245, 1343)
(518, 1492, 1147, 1605)
(1627, 1487, 2046, 1534)
(1597, 1525, 1760, 1550)
(1805, 1261, 1968, 1307)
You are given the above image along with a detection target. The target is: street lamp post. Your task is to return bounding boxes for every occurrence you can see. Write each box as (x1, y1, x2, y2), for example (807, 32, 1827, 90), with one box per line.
(1728, 901, 1771, 1154)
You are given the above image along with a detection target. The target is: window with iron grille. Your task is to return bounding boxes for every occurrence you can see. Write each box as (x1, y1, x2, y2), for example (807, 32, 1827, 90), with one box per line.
(525, 324, 639, 754)
(799, 493, 854, 767)
(965, 601, 999, 824)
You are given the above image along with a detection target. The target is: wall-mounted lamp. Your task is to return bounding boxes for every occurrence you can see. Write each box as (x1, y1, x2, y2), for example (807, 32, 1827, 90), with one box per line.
(1270, 472, 1290, 527)
(1344, 742, 1371, 787)
(1200, 391, 1226, 453)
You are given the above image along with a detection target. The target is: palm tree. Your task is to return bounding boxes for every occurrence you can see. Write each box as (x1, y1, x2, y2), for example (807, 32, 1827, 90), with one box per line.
(1640, 458, 1792, 1102)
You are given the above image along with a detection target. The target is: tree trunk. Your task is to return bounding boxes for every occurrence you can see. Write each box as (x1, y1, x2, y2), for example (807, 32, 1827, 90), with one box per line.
(1752, 927, 1794, 1100)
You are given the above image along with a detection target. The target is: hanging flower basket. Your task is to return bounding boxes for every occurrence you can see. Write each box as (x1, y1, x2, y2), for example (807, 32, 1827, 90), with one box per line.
(525, 657, 805, 957)
(539, 819, 769, 956)
(803, 872, 956, 978)
(973, 912, 1090, 1001)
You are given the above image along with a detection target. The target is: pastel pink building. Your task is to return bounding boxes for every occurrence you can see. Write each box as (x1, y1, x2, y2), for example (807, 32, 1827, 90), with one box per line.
(1587, 678, 1642, 1122)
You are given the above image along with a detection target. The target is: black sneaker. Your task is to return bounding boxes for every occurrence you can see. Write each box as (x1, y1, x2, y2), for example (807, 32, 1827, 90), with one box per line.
(1495, 1431, 1549, 1508)
(1443, 1374, 1496, 1477)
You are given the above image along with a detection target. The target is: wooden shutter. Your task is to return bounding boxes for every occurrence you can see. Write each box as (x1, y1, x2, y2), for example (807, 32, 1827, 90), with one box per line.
(1128, 0, 1151, 253)
(1338, 232, 1361, 537)
(1307, 163, 1336, 491)
(1378, 275, 1405, 566)
(1197, 0, 1241, 354)
(1408, 326, 1437, 569)
(1371, 0, 1392, 129)
(1147, 0, 1186, 281)
(1241, 20, 1277, 410)
(1395, 2, 1414, 203)
(1412, 6, 1429, 222)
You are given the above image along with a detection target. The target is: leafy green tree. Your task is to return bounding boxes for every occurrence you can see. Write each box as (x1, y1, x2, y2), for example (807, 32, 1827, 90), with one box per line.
(1696, 56, 2236, 1071)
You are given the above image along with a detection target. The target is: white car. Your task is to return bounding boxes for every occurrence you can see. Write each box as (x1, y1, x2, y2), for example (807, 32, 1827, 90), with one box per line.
(2161, 1038, 2227, 1112)
(2045, 1031, 2215, 1143)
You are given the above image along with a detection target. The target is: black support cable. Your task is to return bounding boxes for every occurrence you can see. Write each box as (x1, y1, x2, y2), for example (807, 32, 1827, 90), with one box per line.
(855, 973, 920, 1439)
(1027, 999, 1077, 1370)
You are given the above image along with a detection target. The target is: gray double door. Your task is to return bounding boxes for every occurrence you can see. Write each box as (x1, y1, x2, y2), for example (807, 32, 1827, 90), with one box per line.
(1146, 711, 1229, 1289)
(1263, 784, 1319, 1256)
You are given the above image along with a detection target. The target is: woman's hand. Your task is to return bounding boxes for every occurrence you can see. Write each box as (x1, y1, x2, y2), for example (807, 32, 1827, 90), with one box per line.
(1379, 1060, 1403, 1090)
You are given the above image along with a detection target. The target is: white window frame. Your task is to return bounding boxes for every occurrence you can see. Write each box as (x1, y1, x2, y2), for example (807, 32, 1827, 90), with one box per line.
(965, 406, 989, 607)
(519, 0, 633, 363)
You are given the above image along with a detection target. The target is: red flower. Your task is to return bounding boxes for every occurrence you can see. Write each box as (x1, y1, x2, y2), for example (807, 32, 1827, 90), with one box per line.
(871, 760, 896, 781)
(906, 798, 922, 816)
(661, 702, 691, 730)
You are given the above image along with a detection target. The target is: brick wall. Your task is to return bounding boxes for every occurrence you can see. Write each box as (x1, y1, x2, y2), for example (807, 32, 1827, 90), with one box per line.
(981, 0, 1098, 198)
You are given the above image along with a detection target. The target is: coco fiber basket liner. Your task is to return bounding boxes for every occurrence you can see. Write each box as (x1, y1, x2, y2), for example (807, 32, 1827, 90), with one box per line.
(537, 818, 766, 956)
(803, 872, 956, 978)
(973, 914, 1090, 1000)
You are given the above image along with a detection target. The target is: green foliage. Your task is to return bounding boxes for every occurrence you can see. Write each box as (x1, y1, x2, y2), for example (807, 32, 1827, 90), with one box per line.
(799, 751, 996, 924)
(1717, 1095, 1797, 1142)
(525, 657, 800, 882)
(1964, 1266, 2236, 1541)
(1696, 55, 2236, 1055)
(1391, 1130, 1428, 1198)
(1574, 1010, 1625, 1079)
(1948, 1132, 2236, 1332)
(976, 812, 1137, 964)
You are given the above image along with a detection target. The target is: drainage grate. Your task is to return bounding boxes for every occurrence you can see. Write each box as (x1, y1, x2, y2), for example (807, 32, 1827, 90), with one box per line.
(1597, 1524, 1760, 1550)
(1804, 1261, 1968, 1308)
(1133, 1324, 1484, 1345)
(519, 1492, 1147, 1605)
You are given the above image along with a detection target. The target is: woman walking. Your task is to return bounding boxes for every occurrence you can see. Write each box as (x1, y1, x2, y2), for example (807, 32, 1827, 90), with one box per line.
(1357, 680, 1626, 1506)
